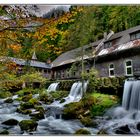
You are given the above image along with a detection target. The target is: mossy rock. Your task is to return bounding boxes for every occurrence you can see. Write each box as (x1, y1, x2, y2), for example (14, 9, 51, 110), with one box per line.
(17, 108, 32, 115)
(20, 102, 34, 110)
(0, 91, 12, 99)
(22, 94, 32, 102)
(19, 120, 38, 132)
(30, 111, 45, 120)
(4, 98, 13, 103)
(74, 129, 91, 135)
(35, 106, 45, 113)
(29, 98, 41, 106)
(60, 98, 65, 103)
(0, 130, 9, 135)
(97, 129, 108, 135)
(39, 93, 53, 104)
(80, 117, 96, 127)
(2, 119, 19, 126)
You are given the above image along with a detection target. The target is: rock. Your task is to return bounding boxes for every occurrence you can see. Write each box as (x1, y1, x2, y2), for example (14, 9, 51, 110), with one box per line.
(137, 122, 140, 131)
(0, 130, 9, 135)
(74, 129, 91, 135)
(84, 110, 90, 115)
(80, 117, 97, 127)
(4, 98, 13, 103)
(22, 94, 32, 102)
(17, 108, 32, 115)
(115, 125, 132, 134)
(30, 111, 45, 120)
(35, 106, 45, 113)
(2, 119, 19, 126)
(97, 129, 108, 135)
(60, 98, 65, 103)
(19, 120, 38, 132)
(20, 102, 34, 110)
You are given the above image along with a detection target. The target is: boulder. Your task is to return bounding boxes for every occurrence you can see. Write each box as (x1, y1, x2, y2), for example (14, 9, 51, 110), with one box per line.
(80, 117, 97, 127)
(16, 108, 32, 114)
(0, 130, 9, 135)
(60, 98, 65, 103)
(22, 94, 32, 102)
(30, 111, 45, 120)
(137, 122, 140, 131)
(19, 120, 38, 132)
(4, 98, 13, 103)
(74, 129, 91, 135)
(115, 125, 132, 134)
(97, 129, 108, 135)
(2, 119, 19, 126)
(20, 102, 34, 110)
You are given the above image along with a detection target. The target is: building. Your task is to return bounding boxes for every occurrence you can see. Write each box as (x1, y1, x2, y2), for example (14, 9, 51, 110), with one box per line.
(51, 25, 140, 79)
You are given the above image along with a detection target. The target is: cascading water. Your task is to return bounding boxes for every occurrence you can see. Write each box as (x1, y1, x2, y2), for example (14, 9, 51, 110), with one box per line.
(47, 82, 59, 92)
(50, 81, 88, 107)
(96, 79, 140, 135)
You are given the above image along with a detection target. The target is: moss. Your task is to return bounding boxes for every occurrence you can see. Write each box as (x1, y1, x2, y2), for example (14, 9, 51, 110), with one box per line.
(29, 98, 41, 105)
(74, 129, 91, 135)
(91, 93, 119, 116)
(80, 117, 96, 127)
(35, 106, 45, 113)
(4, 98, 13, 103)
(20, 102, 34, 110)
(50, 91, 69, 100)
(22, 94, 32, 102)
(19, 120, 38, 132)
(0, 91, 12, 99)
(17, 108, 32, 115)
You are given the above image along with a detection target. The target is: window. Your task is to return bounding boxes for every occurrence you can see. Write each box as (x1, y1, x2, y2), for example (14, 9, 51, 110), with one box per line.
(104, 42, 112, 48)
(130, 31, 140, 41)
(109, 63, 115, 77)
(125, 60, 133, 76)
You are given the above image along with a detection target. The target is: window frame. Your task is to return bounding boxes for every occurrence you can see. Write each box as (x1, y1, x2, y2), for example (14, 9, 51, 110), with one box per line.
(109, 63, 115, 77)
(125, 60, 133, 76)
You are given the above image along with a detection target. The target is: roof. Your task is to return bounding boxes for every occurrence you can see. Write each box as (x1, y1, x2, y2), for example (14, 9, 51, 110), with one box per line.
(1, 57, 51, 69)
(52, 25, 140, 68)
(51, 40, 102, 67)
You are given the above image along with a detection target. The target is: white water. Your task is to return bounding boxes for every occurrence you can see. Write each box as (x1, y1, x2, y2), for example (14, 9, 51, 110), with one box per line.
(47, 83, 59, 92)
(96, 80, 140, 135)
(50, 81, 88, 107)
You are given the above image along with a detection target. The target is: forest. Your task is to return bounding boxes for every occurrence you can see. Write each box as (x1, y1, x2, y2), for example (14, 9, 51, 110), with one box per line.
(0, 5, 140, 62)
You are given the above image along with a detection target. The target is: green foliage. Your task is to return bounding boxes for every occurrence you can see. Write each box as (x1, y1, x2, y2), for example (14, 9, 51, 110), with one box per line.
(90, 93, 119, 116)
(0, 90, 12, 99)
(50, 91, 69, 100)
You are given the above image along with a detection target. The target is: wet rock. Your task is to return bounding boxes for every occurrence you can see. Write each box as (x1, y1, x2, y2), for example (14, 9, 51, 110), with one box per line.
(35, 106, 45, 113)
(30, 111, 45, 120)
(2, 119, 19, 126)
(16, 107, 32, 114)
(4, 98, 13, 103)
(22, 94, 32, 102)
(60, 98, 65, 103)
(80, 117, 97, 127)
(97, 129, 108, 135)
(0, 130, 9, 135)
(19, 120, 38, 132)
(74, 129, 91, 135)
(20, 102, 34, 110)
(136, 123, 140, 131)
(115, 125, 132, 134)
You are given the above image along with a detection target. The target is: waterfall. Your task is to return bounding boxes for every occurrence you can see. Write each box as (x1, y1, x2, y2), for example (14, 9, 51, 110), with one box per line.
(50, 81, 88, 107)
(122, 80, 140, 111)
(47, 82, 59, 92)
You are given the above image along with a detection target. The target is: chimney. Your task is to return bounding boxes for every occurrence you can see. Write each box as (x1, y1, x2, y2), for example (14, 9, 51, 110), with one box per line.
(104, 32, 107, 40)
(47, 58, 51, 64)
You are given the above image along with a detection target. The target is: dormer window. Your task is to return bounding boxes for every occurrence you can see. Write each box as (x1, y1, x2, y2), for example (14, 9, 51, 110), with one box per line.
(130, 31, 140, 41)
(104, 42, 112, 48)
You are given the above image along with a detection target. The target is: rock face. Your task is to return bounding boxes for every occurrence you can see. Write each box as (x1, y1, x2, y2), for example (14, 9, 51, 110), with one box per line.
(74, 129, 91, 135)
(2, 119, 19, 126)
(19, 120, 38, 132)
